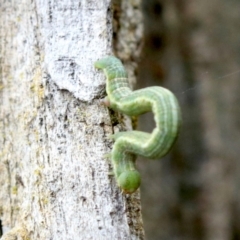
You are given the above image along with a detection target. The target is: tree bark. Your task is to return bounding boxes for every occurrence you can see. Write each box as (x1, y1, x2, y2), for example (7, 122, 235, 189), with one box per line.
(0, 0, 144, 239)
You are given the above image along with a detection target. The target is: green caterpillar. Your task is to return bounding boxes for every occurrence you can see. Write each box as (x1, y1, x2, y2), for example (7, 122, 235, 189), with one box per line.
(95, 56, 181, 193)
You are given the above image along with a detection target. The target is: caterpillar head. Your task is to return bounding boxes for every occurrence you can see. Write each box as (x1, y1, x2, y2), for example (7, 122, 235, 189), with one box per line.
(118, 170, 141, 194)
(94, 56, 126, 80)
(94, 56, 117, 69)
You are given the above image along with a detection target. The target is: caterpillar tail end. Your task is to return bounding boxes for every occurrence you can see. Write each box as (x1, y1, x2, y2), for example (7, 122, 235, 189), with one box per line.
(118, 170, 141, 194)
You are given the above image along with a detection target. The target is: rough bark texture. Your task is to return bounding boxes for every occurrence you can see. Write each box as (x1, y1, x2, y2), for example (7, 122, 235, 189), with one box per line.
(0, 0, 144, 239)
(138, 0, 240, 240)
(113, 0, 143, 87)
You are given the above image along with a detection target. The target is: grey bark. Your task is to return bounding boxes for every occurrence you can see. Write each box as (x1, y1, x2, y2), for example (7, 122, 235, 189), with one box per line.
(0, 0, 144, 239)
(113, 0, 143, 87)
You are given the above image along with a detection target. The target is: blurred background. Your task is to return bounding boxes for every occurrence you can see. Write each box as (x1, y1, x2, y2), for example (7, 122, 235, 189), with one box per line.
(137, 0, 240, 239)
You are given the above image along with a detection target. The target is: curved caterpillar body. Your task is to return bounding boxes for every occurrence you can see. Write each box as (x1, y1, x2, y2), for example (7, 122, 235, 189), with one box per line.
(95, 56, 181, 193)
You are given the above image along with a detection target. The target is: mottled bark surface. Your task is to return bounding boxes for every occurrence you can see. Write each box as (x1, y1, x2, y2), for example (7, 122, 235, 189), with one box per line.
(138, 0, 240, 240)
(113, 0, 143, 87)
(0, 0, 144, 239)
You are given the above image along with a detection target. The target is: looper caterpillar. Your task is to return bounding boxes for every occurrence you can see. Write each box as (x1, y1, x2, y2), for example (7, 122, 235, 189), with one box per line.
(95, 56, 181, 193)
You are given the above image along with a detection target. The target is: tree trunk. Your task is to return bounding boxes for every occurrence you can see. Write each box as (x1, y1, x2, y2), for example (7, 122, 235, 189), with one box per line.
(0, 0, 144, 239)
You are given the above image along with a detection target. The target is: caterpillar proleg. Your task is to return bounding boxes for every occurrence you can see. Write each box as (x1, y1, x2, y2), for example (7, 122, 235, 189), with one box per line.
(95, 56, 181, 193)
